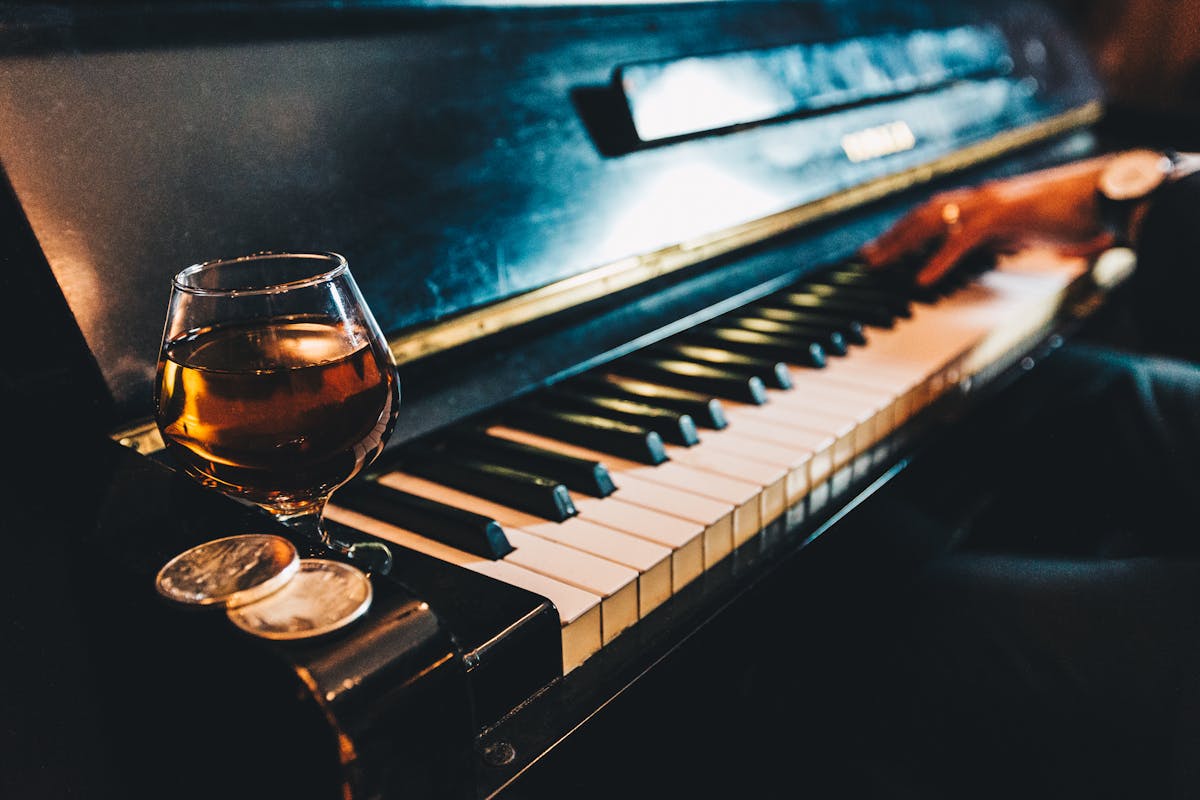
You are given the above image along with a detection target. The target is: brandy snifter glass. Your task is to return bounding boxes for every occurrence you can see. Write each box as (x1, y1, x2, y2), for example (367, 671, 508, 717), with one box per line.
(154, 251, 399, 571)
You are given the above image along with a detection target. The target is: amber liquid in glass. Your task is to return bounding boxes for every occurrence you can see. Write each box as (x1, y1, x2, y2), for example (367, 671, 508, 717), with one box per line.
(156, 316, 399, 512)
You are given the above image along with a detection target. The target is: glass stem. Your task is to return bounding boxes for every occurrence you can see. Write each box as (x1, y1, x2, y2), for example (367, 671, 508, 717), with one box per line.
(275, 504, 334, 549)
(275, 502, 392, 577)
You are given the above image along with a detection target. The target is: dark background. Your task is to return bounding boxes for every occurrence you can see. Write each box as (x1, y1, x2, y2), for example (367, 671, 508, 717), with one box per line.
(1051, 0, 1200, 148)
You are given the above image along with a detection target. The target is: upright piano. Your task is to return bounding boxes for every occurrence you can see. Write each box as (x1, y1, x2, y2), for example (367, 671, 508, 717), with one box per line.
(0, 1, 1125, 798)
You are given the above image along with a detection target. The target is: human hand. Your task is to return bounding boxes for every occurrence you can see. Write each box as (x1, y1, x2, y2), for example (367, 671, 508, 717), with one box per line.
(859, 156, 1118, 287)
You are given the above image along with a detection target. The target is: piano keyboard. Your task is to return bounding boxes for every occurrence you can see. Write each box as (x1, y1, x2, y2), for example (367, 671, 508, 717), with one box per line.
(326, 246, 1093, 673)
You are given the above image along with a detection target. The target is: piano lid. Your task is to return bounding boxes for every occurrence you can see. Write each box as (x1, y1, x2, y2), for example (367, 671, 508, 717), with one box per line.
(0, 0, 1102, 430)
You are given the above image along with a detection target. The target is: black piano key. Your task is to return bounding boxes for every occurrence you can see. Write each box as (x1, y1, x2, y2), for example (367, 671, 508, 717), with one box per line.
(611, 355, 768, 405)
(769, 290, 897, 328)
(540, 388, 700, 446)
(793, 281, 913, 318)
(705, 317, 847, 357)
(399, 446, 578, 522)
(441, 427, 616, 497)
(569, 374, 728, 429)
(335, 480, 515, 559)
(820, 266, 939, 303)
(816, 266, 884, 286)
(741, 305, 869, 346)
(843, 246, 996, 299)
(649, 341, 801, 388)
(683, 326, 837, 363)
(502, 406, 668, 465)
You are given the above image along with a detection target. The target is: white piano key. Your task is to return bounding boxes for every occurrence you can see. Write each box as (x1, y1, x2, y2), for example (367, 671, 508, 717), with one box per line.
(698, 426, 816, 506)
(663, 441, 789, 538)
(763, 383, 888, 479)
(761, 389, 872, 470)
(710, 412, 837, 488)
(724, 399, 858, 476)
(372, 471, 641, 644)
(323, 504, 603, 673)
(513, 516, 673, 618)
(503, 529, 640, 644)
(357, 465, 673, 616)
(478, 428, 707, 591)
(776, 377, 892, 444)
(569, 493, 706, 592)
(488, 425, 738, 571)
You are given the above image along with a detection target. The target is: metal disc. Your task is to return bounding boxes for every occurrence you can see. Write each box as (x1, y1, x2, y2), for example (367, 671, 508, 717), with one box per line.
(155, 533, 299, 608)
(225, 559, 372, 641)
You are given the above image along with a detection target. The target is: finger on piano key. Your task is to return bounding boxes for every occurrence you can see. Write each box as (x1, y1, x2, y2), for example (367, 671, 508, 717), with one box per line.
(335, 479, 515, 559)
(440, 426, 617, 497)
(367, 470, 644, 645)
(396, 444, 578, 522)
(805, 302, 970, 429)
(768, 290, 897, 328)
(741, 304, 869, 346)
(501, 406, 667, 464)
(324, 503, 603, 673)
(609, 355, 768, 404)
(841, 288, 1001, 397)
(824, 252, 1084, 430)
(570, 374, 728, 429)
(487, 424, 747, 570)
(843, 248, 967, 299)
(539, 387, 700, 446)
(648, 341, 799, 388)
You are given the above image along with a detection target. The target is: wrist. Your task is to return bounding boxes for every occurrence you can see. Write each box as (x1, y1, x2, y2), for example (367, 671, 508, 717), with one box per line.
(1096, 150, 1171, 245)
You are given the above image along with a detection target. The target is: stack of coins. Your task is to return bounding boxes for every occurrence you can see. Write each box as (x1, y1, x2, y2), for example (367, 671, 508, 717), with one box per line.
(155, 534, 372, 640)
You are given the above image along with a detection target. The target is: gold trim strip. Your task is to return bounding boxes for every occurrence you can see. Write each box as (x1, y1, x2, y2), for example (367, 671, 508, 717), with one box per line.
(112, 101, 1101, 452)
(388, 101, 1102, 366)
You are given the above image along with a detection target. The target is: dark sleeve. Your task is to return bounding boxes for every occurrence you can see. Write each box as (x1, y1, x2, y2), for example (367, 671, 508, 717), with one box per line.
(1124, 170, 1200, 362)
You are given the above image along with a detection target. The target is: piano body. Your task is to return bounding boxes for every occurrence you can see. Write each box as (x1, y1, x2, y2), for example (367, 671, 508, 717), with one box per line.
(0, 1, 1124, 797)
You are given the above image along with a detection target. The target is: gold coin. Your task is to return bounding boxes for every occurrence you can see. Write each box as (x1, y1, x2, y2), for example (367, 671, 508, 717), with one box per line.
(225, 559, 372, 641)
(155, 534, 299, 608)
